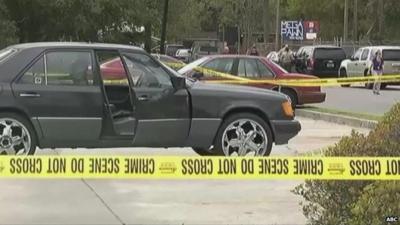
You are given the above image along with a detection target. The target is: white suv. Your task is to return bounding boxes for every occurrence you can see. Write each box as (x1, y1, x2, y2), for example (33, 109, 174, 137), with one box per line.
(339, 46, 400, 88)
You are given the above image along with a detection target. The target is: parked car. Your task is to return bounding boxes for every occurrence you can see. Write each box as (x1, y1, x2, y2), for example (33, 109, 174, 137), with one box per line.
(266, 51, 279, 63)
(178, 55, 326, 108)
(165, 44, 185, 57)
(0, 42, 300, 156)
(191, 45, 219, 61)
(294, 45, 346, 78)
(175, 49, 191, 63)
(99, 57, 126, 80)
(339, 46, 400, 89)
(151, 54, 185, 69)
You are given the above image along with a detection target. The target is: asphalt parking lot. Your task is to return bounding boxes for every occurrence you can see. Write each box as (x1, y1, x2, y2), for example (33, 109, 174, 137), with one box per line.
(0, 117, 370, 225)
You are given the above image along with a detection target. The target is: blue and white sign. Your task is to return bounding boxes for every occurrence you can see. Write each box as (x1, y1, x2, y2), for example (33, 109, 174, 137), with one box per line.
(281, 21, 304, 40)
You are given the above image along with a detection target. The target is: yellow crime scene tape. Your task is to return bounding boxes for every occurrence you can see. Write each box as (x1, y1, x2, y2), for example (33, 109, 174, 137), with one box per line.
(163, 62, 400, 87)
(0, 156, 399, 180)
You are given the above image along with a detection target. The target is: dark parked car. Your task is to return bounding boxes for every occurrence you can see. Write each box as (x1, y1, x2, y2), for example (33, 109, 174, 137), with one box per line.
(0, 42, 300, 156)
(294, 45, 346, 78)
(178, 55, 326, 108)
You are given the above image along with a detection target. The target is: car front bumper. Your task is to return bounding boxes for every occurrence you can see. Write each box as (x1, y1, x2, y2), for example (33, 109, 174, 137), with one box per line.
(299, 91, 326, 104)
(270, 119, 301, 145)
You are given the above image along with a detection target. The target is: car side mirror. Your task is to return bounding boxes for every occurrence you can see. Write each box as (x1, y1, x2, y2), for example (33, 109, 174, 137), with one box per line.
(192, 71, 204, 80)
(171, 76, 186, 89)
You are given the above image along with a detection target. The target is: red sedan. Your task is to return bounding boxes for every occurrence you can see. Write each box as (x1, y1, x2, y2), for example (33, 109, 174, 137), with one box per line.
(178, 55, 326, 107)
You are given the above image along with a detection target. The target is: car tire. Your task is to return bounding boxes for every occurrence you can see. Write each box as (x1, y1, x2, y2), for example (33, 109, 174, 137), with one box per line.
(0, 113, 37, 155)
(212, 113, 273, 156)
(381, 83, 387, 89)
(281, 89, 298, 109)
(339, 68, 351, 87)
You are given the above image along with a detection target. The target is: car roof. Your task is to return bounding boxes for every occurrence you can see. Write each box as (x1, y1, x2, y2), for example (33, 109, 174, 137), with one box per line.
(364, 45, 400, 50)
(9, 42, 143, 51)
(311, 45, 343, 49)
(205, 54, 265, 59)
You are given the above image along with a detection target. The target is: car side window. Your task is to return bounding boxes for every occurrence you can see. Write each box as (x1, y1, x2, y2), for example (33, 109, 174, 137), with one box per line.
(203, 58, 234, 74)
(238, 59, 261, 78)
(46, 51, 93, 85)
(257, 60, 274, 78)
(122, 52, 172, 89)
(353, 49, 362, 60)
(96, 51, 129, 86)
(20, 51, 94, 86)
(20, 56, 45, 85)
(361, 49, 369, 60)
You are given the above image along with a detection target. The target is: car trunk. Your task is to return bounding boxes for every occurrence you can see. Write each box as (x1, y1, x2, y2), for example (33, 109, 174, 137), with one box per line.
(313, 48, 346, 77)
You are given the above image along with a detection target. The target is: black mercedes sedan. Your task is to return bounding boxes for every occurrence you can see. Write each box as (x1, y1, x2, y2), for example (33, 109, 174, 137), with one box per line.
(0, 42, 300, 156)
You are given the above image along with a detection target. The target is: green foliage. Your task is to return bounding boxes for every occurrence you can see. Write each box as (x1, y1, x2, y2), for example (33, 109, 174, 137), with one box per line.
(0, 0, 18, 47)
(1, 0, 400, 47)
(293, 103, 400, 225)
(350, 181, 400, 225)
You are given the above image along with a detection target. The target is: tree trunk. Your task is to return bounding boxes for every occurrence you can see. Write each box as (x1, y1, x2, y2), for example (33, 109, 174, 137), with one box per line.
(263, 0, 270, 44)
(160, 0, 169, 54)
(343, 0, 349, 42)
(144, 22, 152, 53)
(353, 0, 358, 41)
(275, 0, 280, 50)
(377, 0, 384, 42)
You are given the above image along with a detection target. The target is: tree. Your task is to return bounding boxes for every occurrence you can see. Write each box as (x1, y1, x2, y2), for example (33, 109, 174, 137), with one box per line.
(0, 0, 18, 48)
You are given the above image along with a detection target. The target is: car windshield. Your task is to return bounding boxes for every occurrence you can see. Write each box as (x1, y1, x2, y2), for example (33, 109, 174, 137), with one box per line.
(268, 59, 288, 73)
(314, 48, 346, 59)
(0, 48, 17, 62)
(178, 57, 209, 74)
(382, 49, 400, 61)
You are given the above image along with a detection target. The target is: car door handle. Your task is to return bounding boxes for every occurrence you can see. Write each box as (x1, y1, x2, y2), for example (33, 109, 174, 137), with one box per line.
(19, 92, 41, 98)
(137, 95, 149, 101)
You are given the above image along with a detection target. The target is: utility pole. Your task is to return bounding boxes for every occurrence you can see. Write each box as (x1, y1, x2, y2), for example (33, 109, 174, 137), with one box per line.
(377, 0, 384, 42)
(353, 0, 358, 41)
(343, 0, 349, 42)
(275, 0, 280, 51)
(160, 0, 169, 54)
(263, 0, 270, 45)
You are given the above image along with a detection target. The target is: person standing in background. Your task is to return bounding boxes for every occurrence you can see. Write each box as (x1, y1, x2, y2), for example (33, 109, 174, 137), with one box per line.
(279, 45, 294, 72)
(223, 42, 230, 54)
(247, 44, 260, 56)
(371, 49, 384, 95)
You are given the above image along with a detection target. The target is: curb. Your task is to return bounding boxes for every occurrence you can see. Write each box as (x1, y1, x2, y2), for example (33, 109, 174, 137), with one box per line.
(296, 109, 378, 129)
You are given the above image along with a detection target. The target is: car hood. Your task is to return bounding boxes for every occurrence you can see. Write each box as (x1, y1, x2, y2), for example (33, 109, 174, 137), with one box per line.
(188, 81, 288, 100)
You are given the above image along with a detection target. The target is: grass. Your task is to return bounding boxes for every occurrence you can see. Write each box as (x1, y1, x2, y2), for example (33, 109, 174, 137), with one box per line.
(301, 106, 383, 121)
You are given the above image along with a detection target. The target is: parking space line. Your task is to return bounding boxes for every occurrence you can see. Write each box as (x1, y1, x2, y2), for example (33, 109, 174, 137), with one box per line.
(81, 179, 126, 225)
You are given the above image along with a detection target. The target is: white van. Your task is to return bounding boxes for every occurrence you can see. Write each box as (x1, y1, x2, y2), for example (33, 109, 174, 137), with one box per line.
(339, 46, 400, 88)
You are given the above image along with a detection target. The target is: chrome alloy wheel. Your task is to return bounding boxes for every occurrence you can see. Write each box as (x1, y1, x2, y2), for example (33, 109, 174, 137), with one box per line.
(221, 119, 268, 156)
(0, 118, 31, 155)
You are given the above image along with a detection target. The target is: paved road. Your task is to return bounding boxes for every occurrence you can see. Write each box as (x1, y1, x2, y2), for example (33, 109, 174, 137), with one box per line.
(310, 85, 400, 115)
(0, 118, 369, 225)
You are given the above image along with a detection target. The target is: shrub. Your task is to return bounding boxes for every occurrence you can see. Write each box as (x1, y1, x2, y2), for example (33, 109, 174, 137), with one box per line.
(293, 103, 400, 225)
